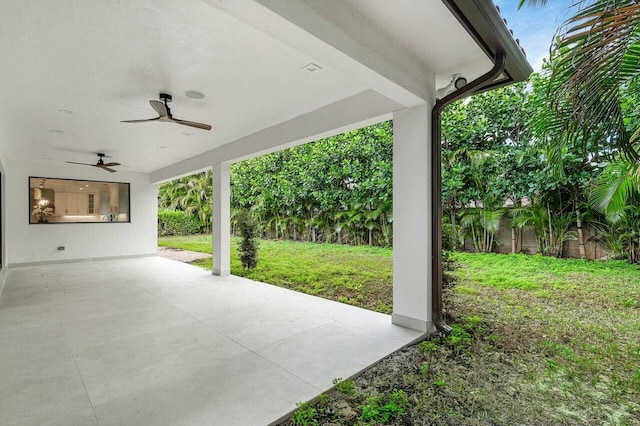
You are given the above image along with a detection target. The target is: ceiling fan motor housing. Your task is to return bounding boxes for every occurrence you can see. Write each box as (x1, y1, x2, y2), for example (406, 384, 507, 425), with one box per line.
(160, 93, 172, 103)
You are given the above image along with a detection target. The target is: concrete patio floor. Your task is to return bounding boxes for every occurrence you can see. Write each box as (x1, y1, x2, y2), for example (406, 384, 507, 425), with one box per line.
(0, 256, 424, 425)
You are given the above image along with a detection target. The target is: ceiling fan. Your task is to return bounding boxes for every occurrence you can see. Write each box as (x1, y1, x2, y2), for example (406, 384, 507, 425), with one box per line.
(121, 93, 212, 131)
(66, 153, 121, 173)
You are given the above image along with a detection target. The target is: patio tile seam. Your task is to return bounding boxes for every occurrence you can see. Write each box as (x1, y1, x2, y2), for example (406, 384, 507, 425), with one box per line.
(201, 321, 325, 393)
(47, 291, 101, 424)
(331, 318, 422, 346)
(124, 275, 210, 325)
(69, 351, 101, 424)
(237, 318, 337, 354)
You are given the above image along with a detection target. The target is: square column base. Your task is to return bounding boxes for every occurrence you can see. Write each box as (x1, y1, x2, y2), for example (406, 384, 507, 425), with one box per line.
(212, 268, 230, 277)
(392, 314, 433, 334)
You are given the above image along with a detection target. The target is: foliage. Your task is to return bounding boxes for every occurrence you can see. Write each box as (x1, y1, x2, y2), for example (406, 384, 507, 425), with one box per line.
(236, 209, 258, 269)
(291, 402, 318, 426)
(157, 209, 203, 236)
(359, 390, 409, 424)
(523, 0, 640, 161)
(159, 171, 213, 232)
(333, 378, 356, 395)
(442, 82, 540, 213)
(512, 205, 578, 257)
(590, 160, 640, 221)
(442, 222, 459, 290)
(458, 207, 503, 253)
(588, 160, 640, 262)
(418, 340, 439, 355)
(230, 122, 394, 246)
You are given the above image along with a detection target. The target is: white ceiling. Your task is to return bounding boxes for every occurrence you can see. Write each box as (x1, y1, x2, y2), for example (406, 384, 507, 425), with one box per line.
(0, 0, 498, 174)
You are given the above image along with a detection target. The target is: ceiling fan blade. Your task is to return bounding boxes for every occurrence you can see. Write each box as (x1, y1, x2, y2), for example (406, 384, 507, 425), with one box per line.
(66, 161, 93, 166)
(121, 117, 160, 123)
(171, 117, 212, 131)
(93, 164, 117, 173)
(150, 100, 168, 117)
(103, 162, 121, 167)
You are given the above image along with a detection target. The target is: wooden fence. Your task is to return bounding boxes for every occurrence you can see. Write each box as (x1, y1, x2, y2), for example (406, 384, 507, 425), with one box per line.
(464, 225, 609, 260)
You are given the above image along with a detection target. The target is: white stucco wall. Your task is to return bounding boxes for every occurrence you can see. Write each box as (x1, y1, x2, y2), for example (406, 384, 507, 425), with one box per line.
(0, 156, 7, 291)
(5, 160, 157, 265)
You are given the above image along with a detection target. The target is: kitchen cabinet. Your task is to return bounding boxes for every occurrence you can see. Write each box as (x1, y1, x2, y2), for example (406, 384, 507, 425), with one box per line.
(54, 191, 96, 215)
(54, 192, 66, 216)
(66, 193, 79, 214)
(109, 186, 119, 213)
(77, 193, 89, 214)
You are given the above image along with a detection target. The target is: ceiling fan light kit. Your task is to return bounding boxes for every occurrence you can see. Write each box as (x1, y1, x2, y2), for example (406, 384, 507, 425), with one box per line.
(121, 93, 212, 131)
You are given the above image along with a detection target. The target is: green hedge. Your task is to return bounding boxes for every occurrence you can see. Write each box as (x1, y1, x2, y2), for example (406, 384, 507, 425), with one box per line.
(158, 210, 202, 236)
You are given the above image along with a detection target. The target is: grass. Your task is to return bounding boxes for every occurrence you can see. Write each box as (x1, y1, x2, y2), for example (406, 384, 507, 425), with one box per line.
(158, 235, 393, 313)
(159, 235, 640, 425)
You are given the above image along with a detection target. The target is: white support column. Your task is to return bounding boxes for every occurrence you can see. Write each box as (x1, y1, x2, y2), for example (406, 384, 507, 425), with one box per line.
(212, 162, 230, 276)
(392, 103, 434, 333)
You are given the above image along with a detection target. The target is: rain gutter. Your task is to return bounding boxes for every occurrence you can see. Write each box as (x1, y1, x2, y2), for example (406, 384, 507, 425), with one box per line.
(431, 53, 506, 334)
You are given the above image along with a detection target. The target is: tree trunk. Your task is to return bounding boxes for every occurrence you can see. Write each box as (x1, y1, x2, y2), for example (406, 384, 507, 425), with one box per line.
(451, 199, 457, 230)
(511, 226, 516, 254)
(547, 203, 553, 256)
(576, 206, 586, 259)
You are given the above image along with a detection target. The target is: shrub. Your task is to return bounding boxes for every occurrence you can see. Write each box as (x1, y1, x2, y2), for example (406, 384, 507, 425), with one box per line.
(237, 209, 259, 269)
(157, 210, 202, 236)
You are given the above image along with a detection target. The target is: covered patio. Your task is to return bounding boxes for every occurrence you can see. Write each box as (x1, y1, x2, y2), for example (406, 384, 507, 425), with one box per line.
(0, 0, 531, 424)
(1, 256, 422, 425)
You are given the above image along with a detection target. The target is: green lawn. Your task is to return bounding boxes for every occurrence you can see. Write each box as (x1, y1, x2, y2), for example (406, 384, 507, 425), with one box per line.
(158, 235, 640, 424)
(158, 235, 393, 312)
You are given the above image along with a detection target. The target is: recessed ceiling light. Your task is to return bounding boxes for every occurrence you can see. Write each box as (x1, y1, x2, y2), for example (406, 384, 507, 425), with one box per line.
(157, 146, 167, 149)
(185, 90, 205, 99)
(180, 132, 193, 137)
(59, 109, 76, 115)
(50, 129, 64, 134)
(302, 63, 322, 72)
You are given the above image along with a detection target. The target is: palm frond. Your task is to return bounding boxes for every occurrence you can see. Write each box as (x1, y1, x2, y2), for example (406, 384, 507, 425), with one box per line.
(518, 0, 550, 9)
(589, 160, 640, 222)
(546, 2, 640, 161)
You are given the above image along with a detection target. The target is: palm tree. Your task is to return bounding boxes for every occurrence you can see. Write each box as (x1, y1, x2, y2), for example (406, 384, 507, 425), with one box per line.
(458, 206, 503, 253)
(521, 0, 640, 160)
(172, 172, 213, 233)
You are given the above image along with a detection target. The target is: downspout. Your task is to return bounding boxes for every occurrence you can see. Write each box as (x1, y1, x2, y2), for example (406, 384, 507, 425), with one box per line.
(431, 53, 506, 334)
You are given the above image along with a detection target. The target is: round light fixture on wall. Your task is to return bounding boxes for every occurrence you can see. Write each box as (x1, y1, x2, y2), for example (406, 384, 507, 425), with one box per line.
(185, 90, 205, 99)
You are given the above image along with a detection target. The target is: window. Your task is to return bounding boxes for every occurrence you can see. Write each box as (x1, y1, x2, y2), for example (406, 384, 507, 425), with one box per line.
(29, 177, 130, 224)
